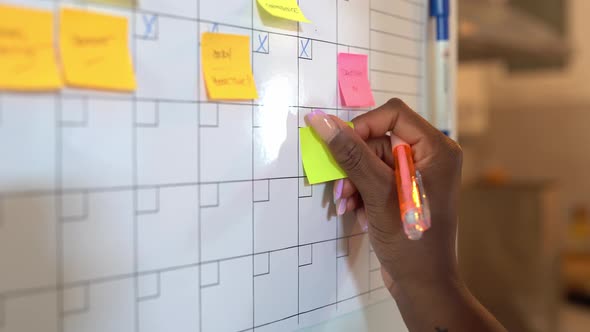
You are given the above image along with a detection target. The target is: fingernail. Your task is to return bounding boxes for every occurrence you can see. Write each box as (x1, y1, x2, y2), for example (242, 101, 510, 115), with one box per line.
(305, 110, 340, 143)
(356, 208, 368, 232)
(337, 198, 348, 216)
(333, 179, 344, 202)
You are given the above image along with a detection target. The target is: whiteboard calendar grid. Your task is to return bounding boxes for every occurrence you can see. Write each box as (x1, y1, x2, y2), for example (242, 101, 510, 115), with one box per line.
(0, 0, 429, 331)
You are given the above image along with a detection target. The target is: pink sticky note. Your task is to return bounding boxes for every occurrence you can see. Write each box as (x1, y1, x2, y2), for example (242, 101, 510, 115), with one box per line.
(338, 53, 375, 107)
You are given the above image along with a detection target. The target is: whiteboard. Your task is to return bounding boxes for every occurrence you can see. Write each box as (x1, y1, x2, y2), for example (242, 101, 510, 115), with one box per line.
(0, 0, 442, 331)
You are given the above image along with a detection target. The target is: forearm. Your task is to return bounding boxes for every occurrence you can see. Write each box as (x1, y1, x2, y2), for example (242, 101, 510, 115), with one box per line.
(390, 277, 507, 332)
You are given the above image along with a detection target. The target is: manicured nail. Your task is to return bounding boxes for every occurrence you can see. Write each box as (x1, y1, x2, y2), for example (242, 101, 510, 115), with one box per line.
(305, 110, 340, 143)
(337, 198, 348, 216)
(333, 179, 344, 202)
(356, 208, 368, 232)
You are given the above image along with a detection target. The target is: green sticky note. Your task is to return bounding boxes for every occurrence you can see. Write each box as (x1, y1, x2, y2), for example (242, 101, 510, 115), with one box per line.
(300, 122, 354, 185)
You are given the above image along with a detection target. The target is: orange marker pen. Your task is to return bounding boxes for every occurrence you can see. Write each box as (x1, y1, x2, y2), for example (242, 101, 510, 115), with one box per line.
(391, 135, 431, 240)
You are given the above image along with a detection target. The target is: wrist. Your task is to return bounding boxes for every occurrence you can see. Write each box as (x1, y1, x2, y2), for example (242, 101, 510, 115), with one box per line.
(381, 233, 461, 298)
(388, 266, 466, 303)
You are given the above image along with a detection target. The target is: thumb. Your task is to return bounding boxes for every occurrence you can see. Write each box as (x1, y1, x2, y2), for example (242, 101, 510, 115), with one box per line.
(305, 110, 392, 199)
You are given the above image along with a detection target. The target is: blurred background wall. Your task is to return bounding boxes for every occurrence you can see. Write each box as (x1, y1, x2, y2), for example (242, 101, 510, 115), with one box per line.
(461, 0, 590, 207)
(456, 0, 590, 331)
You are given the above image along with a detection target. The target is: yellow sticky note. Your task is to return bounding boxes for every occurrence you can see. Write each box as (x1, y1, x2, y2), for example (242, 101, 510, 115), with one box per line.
(201, 33, 258, 100)
(59, 8, 136, 91)
(300, 122, 354, 185)
(85, 0, 137, 8)
(257, 0, 310, 23)
(0, 5, 62, 91)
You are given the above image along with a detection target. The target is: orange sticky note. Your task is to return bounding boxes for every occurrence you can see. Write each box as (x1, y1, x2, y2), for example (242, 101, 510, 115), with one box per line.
(59, 8, 136, 91)
(0, 5, 62, 91)
(201, 32, 258, 100)
(338, 53, 375, 107)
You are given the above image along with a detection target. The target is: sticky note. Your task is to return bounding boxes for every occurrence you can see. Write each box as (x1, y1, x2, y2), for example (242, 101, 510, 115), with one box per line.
(0, 5, 62, 91)
(300, 122, 354, 185)
(201, 32, 258, 100)
(257, 0, 310, 23)
(338, 53, 375, 107)
(59, 8, 136, 91)
(86, 0, 137, 8)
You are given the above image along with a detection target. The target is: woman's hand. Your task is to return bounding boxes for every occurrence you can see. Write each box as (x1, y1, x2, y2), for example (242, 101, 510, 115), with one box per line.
(305, 99, 506, 332)
(305, 98, 462, 289)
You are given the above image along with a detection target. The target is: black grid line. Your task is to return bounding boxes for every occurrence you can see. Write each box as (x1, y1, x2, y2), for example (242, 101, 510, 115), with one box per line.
(196, 1, 202, 330)
(61, 283, 90, 317)
(59, 190, 89, 223)
(335, 0, 341, 311)
(131, 5, 139, 331)
(59, 96, 89, 127)
(401, 0, 426, 7)
(134, 186, 160, 215)
(251, 285, 387, 331)
(55, 95, 64, 332)
(200, 262, 220, 289)
(370, 8, 425, 24)
(136, 272, 161, 301)
(296, 0, 301, 323)
(53, 0, 64, 319)
(0, 94, 3, 127)
(370, 28, 424, 42)
(0, 176, 314, 198)
(53, 92, 421, 110)
(199, 183, 220, 208)
(253, 252, 271, 277)
(371, 68, 423, 78)
(298, 243, 313, 268)
(135, 100, 160, 128)
(373, 89, 421, 96)
(251, 1, 256, 328)
(336, 237, 350, 259)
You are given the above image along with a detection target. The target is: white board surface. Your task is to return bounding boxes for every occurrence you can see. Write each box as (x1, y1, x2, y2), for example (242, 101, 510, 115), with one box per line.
(0, 0, 436, 331)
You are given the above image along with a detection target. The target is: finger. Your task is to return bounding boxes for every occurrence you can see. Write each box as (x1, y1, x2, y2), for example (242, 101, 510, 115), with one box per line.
(333, 136, 393, 201)
(345, 193, 361, 213)
(304, 110, 393, 199)
(352, 98, 438, 142)
(335, 192, 361, 216)
(333, 178, 348, 201)
(366, 136, 394, 168)
(352, 99, 443, 160)
(334, 178, 356, 201)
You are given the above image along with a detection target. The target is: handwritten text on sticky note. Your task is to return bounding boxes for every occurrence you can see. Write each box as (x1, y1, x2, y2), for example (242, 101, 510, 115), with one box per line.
(201, 32, 258, 100)
(0, 5, 62, 91)
(300, 122, 354, 185)
(60, 8, 136, 91)
(338, 53, 375, 107)
(257, 0, 310, 23)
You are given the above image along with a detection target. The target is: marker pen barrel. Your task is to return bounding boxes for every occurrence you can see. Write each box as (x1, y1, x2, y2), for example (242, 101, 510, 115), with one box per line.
(391, 135, 431, 240)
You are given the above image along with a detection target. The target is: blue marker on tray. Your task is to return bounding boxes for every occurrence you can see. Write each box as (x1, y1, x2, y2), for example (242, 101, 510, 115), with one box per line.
(430, 0, 451, 136)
